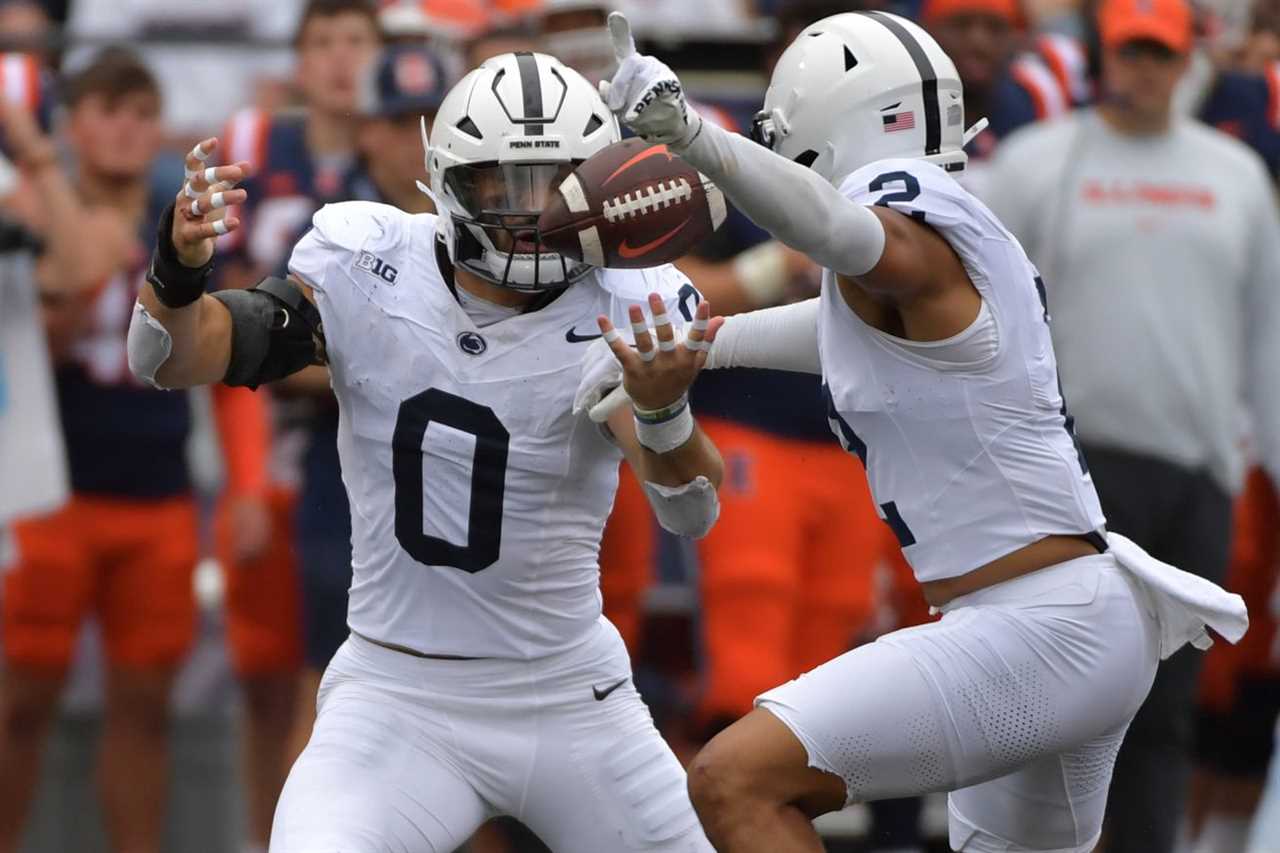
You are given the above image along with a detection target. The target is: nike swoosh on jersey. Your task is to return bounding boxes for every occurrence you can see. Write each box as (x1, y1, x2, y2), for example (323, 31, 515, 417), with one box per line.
(592, 677, 628, 701)
(618, 220, 689, 260)
(565, 327, 604, 343)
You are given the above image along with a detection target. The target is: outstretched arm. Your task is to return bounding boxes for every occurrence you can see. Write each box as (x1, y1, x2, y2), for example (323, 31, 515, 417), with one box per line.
(576, 298, 820, 424)
(679, 120, 888, 279)
(132, 138, 247, 387)
(130, 138, 324, 390)
(600, 12, 956, 300)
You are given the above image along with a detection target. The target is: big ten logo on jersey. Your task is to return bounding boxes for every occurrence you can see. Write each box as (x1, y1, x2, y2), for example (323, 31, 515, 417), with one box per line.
(355, 250, 399, 284)
(69, 271, 144, 386)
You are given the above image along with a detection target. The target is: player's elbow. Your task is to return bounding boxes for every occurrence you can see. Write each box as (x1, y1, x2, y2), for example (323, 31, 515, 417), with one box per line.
(642, 476, 721, 539)
(127, 300, 183, 390)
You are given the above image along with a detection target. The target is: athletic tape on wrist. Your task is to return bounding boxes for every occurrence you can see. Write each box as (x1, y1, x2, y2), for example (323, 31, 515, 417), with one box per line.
(634, 405, 694, 454)
(147, 201, 214, 309)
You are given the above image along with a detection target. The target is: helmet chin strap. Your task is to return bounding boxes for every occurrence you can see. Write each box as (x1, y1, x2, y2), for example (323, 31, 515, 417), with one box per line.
(417, 116, 445, 209)
(962, 117, 990, 147)
(415, 179, 443, 208)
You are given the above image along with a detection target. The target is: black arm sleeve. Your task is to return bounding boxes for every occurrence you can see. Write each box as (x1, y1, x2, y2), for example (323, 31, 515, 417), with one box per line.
(210, 277, 326, 389)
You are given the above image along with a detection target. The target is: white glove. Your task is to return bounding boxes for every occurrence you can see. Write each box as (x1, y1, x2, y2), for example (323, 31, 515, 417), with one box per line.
(598, 12, 702, 148)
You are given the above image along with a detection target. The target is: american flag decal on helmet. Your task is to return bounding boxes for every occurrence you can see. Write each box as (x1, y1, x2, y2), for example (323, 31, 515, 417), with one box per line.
(882, 111, 916, 133)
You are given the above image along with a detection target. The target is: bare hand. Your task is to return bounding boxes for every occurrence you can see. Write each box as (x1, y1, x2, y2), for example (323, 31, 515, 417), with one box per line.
(173, 137, 252, 268)
(596, 293, 723, 411)
(0, 100, 53, 168)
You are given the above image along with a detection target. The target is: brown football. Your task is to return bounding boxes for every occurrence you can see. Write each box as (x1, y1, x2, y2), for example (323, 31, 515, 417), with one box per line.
(538, 138, 727, 270)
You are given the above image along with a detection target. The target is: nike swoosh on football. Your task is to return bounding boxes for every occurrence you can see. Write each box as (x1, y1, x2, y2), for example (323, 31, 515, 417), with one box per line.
(592, 678, 628, 701)
(618, 220, 689, 260)
(604, 143, 674, 186)
(566, 327, 604, 343)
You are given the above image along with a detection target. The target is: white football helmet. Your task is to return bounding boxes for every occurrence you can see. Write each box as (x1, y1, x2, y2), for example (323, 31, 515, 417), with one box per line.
(426, 51, 620, 291)
(752, 11, 981, 186)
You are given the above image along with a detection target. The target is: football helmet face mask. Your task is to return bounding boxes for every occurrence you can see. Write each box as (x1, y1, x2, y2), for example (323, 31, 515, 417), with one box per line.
(426, 51, 620, 291)
(751, 12, 983, 186)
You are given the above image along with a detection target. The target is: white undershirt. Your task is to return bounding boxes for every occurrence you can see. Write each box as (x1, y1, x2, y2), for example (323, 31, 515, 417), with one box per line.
(868, 298, 999, 371)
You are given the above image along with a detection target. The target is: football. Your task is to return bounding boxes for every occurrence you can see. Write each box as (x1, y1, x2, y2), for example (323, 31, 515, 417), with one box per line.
(537, 138, 727, 269)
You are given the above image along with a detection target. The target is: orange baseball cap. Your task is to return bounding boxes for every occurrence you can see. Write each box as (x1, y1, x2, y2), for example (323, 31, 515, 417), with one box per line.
(1098, 0, 1194, 53)
(921, 0, 1023, 26)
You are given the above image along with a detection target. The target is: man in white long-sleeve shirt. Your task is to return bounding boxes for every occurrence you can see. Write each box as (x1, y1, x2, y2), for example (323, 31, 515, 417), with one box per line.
(983, 0, 1280, 849)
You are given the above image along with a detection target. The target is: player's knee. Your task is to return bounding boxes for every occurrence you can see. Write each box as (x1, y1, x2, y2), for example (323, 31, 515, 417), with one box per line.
(687, 737, 755, 828)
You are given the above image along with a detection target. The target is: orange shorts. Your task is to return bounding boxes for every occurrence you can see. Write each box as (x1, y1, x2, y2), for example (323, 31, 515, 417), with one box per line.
(696, 417, 896, 722)
(217, 486, 303, 677)
(3, 493, 199, 671)
(599, 463, 656, 654)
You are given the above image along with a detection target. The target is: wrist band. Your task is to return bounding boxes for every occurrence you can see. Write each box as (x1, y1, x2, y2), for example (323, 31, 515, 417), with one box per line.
(634, 393, 694, 454)
(635, 406, 694, 454)
(146, 201, 213, 309)
(634, 392, 688, 424)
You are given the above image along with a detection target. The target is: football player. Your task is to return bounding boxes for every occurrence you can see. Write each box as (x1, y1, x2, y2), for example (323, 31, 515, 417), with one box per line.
(596, 11, 1248, 853)
(128, 52, 722, 852)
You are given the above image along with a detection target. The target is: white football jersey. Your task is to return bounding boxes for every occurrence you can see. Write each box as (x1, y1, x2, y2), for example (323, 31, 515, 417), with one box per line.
(819, 159, 1106, 584)
(289, 202, 700, 659)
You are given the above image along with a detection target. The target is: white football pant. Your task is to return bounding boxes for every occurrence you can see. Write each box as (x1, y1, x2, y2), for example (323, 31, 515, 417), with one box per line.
(271, 618, 712, 853)
(758, 553, 1161, 852)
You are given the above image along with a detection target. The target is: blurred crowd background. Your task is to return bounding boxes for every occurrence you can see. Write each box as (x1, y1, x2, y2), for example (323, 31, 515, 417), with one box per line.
(0, 0, 1278, 851)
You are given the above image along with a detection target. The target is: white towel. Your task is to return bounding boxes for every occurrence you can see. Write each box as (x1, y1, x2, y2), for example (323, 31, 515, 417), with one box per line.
(1107, 531, 1249, 659)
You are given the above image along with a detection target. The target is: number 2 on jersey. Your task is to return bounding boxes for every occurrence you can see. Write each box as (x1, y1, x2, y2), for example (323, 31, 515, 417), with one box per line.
(392, 388, 509, 573)
(869, 171, 926, 223)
